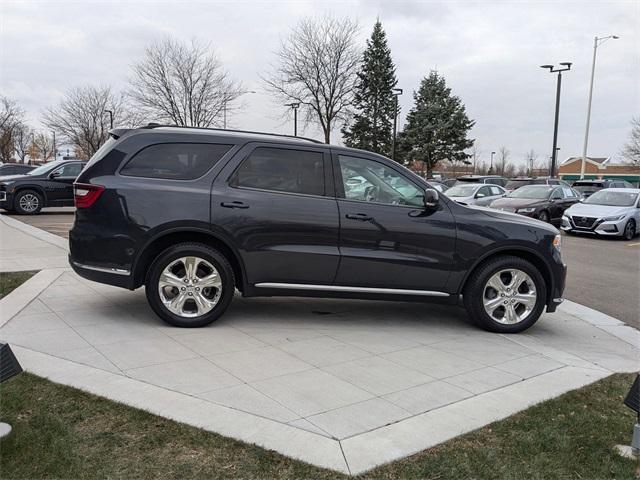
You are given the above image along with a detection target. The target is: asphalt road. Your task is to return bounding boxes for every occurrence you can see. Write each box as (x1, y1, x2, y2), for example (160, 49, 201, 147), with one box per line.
(3, 209, 639, 328)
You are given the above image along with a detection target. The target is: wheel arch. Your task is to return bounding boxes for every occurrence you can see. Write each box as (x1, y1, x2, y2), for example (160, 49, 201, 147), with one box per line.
(132, 228, 246, 292)
(459, 247, 554, 304)
(13, 185, 48, 204)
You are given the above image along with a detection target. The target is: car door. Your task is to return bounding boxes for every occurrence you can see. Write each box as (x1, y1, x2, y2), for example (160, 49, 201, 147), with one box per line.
(474, 185, 494, 206)
(45, 161, 84, 205)
(211, 143, 340, 286)
(332, 153, 456, 292)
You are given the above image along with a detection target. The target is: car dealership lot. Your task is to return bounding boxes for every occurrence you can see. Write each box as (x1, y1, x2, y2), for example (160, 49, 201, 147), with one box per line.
(4, 209, 638, 329)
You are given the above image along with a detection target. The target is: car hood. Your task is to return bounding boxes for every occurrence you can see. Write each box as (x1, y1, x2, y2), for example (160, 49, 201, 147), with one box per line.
(465, 204, 559, 233)
(564, 203, 632, 218)
(0, 174, 30, 182)
(489, 197, 547, 209)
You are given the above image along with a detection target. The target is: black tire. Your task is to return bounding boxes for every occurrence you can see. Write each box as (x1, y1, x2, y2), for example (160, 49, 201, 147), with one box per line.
(463, 255, 547, 333)
(537, 210, 550, 223)
(14, 189, 43, 215)
(145, 242, 235, 328)
(623, 219, 636, 241)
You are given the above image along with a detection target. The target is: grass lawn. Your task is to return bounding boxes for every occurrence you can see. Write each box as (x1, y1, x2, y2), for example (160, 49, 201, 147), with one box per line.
(0, 271, 37, 299)
(0, 373, 637, 479)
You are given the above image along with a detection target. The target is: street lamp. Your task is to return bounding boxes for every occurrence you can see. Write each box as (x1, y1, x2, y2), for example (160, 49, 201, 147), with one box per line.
(104, 109, 114, 129)
(540, 62, 572, 177)
(223, 90, 256, 129)
(285, 103, 300, 136)
(392, 88, 403, 161)
(490, 151, 496, 173)
(579, 35, 619, 179)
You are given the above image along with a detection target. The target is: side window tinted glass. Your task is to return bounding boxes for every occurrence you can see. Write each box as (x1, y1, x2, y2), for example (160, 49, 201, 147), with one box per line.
(121, 143, 232, 180)
(490, 186, 502, 195)
(562, 187, 575, 197)
(551, 188, 563, 199)
(477, 186, 491, 197)
(231, 147, 324, 196)
(54, 163, 83, 177)
(338, 155, 422, 206)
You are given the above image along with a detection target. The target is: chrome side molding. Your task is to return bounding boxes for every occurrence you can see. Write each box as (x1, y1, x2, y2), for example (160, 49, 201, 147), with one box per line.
(72, 261, 130, 276)
(254, 283, 450, 297)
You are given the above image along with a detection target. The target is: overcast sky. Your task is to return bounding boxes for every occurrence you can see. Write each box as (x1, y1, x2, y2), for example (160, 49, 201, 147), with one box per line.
(1, 0, 638, 167)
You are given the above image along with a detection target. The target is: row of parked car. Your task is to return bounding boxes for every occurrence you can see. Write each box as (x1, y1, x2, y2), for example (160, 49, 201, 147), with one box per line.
(428, 175, 639, 240)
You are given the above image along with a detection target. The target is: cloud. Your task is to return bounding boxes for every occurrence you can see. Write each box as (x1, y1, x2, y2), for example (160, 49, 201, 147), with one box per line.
(1, 0, 637, 164)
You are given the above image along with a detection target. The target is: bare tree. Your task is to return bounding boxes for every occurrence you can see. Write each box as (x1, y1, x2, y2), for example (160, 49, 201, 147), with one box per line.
(33, 132, 54, 162)
(524, 149, 538, 176)
(264, 16, 360, 143)
(469, 144, 482, 174)
(0, 96, 25, 162)
(496, 146, 509, 176)
(13, 123, 33, 163)
(621, 117, 640, 165)
(43, 85, 137, 160)
(128, 37, 242, 128)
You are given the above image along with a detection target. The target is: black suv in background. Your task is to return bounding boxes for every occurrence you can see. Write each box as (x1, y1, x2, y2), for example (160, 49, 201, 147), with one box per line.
(456, 175, 509, 187)
(572, 179, 634, 198)
(0, 159, 86, 214)
(69, 126, 566, 333)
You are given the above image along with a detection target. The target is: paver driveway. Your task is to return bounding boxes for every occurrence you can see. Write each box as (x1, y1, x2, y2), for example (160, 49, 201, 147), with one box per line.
(1, 266, 638, 474)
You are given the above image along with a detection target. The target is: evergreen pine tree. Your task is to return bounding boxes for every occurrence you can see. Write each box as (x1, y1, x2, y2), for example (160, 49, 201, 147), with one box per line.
(342, 20, 398, 158)
(398, 71, 475, 176)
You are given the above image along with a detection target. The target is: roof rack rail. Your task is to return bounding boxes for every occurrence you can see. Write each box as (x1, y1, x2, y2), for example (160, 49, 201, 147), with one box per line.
(142, 123, 324, 145)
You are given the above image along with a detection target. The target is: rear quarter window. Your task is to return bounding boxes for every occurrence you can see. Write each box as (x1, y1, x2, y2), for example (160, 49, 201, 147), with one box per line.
(120, 143, 232, 180)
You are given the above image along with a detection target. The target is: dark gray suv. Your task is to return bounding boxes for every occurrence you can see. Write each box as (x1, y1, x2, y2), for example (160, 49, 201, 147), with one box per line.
(69, 125, 566, 333)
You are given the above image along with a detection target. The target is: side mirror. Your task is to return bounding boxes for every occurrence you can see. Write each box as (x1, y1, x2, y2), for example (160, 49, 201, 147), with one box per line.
(475, 193, 485, 199)
(423, 188, 439, 208)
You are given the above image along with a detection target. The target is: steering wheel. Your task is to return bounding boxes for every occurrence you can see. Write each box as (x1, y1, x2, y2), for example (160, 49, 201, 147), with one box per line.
(364, 185, 380, 202)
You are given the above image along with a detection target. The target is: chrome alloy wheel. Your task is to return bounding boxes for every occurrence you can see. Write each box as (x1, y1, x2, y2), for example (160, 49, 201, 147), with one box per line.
(158, 256, 222, 318)
(482, 269, 537, 325)
(19, 193, 39, 212)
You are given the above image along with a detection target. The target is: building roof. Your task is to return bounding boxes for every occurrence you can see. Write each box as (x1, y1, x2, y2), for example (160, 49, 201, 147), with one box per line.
(561, 156, 609, 166)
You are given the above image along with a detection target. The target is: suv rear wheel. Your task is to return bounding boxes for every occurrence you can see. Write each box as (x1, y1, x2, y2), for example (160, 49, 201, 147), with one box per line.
(145, 243, 235, 327)
(463, 255, 547, 333)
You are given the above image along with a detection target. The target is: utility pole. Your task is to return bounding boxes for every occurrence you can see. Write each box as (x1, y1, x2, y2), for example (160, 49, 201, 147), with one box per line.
(490, 151, 496, 173)
(579, 35, 619, 179)
(105, 109, 114, 129)
(52, 131, 56, 162)
(540, 62, 572, 177)
(392, 88, 403, 161)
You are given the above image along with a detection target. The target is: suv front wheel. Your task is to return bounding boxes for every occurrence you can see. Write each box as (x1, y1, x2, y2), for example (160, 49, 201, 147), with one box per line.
(145, 243, 235, 327)
(463, 255, 547, 333)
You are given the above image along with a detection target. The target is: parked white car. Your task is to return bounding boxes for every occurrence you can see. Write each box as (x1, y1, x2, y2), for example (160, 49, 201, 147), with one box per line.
(445, 183, 506, 206)
(561, 188, 640, 240)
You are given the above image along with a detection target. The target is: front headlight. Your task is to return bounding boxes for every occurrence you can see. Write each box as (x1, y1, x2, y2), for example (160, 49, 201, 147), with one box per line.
(601, 214, 625, 222)
(0, 181, 14, 186)
(517, 207, 536, 213)
(553, 234, 561, 254)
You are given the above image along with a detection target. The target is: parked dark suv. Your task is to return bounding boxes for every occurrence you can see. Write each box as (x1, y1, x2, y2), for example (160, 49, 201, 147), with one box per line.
(0, 159, 86, 214)
(69, 126, 566, 333)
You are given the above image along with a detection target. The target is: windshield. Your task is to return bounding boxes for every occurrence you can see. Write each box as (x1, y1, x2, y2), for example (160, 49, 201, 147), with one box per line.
(505, 180, 532, 189)
(507, 185, 552, 199)
(456, 177, 481, 183)
(584, 190, 638, 207)
(27, 160, 65, 176)
(446, 185, 477, 197)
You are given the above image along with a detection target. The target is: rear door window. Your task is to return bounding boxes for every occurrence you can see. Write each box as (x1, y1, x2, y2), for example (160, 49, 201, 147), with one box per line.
(489, 186, 503, 195)
(121, 143, 232, 180)
(230, 147, 325, 196)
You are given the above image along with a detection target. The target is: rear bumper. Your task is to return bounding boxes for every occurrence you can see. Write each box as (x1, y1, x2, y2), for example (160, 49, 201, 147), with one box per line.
(69, 256, 134, 289)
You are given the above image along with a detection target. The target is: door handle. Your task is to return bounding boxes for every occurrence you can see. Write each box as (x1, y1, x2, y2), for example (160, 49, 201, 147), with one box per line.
(345, 213, 372, 221)
(221, 201, 249, 209)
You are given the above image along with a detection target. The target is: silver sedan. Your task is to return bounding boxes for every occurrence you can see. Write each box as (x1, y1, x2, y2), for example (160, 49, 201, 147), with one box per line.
(445, 183, 506, 206)
(561, 188, 640, 240)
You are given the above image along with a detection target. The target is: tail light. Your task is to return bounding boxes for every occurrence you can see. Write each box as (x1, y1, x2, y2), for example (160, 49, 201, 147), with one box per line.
(74, 183, 105, 208)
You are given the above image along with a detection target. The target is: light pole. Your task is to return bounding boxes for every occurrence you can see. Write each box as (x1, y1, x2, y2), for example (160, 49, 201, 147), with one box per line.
(285, 103, 300, 136)
(105, 109, 114, 129)
(490, 151, 496, 173)
(579, 35, 619, 179)
(392, 88, 403, 161)
(52, 131, 56, 162)
(540, 62, 572, 178)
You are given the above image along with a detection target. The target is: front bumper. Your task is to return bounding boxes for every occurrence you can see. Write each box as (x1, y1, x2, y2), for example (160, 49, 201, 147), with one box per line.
(561, 215, 626, 237)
